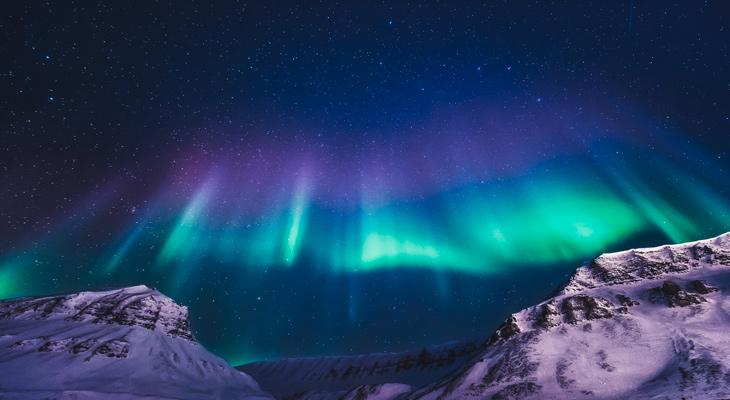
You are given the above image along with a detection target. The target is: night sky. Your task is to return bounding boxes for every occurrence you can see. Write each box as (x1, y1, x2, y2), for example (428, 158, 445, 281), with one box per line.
(2, 1, 730, 364)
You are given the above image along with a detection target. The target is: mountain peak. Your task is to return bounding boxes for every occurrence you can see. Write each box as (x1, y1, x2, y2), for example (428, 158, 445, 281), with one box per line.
(0, 284, 192, 340)
(0, 285, 272, 399)
(562, 232, 730, 294)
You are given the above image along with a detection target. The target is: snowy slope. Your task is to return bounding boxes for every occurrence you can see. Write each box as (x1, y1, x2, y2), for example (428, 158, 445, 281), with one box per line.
(238, 340, 486, 399)
(407, 232, 730, 400)
(0, 285, 272, 400)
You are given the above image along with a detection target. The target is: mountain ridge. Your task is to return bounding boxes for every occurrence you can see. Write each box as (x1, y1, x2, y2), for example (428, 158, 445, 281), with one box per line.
(241, 232, 730, 399)
(0, 284, 272, 400)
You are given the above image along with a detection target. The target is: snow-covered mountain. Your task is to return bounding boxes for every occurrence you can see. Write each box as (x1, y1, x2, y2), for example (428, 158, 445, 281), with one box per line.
(0, 284, 272, 400)
(241, 232, 730, 400)
(238, 339, 487, 399)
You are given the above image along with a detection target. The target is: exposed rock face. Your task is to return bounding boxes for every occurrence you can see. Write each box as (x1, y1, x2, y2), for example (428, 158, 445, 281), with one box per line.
(0, 284, 192, 340)
(649, 280, 706, 307)
(0, 285, 272, 400)
(530, 294, 618, 330)
(562, 234, 730, 293)
(534, 301, 561, 329)
(615, 293, 639, 307)
(689, 279, 718, 294)
(93, 338, 130, 358)
(560, 295, 614, 324)
(488, 315, 521, 344)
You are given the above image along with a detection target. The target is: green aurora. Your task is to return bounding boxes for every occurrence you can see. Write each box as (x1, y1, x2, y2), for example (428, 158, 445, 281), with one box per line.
(104, 156, 730, 277)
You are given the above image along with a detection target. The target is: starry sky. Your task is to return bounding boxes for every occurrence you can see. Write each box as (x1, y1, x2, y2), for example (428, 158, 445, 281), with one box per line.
(2, 1, 730, 364)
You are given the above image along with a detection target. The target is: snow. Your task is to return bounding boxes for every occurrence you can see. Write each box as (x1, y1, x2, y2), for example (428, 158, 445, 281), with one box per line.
(238, 340, 483, 399)
(0, 286, 272, 400)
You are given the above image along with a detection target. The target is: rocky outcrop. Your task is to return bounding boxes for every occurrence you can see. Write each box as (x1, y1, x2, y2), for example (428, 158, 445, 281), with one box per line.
(488, 315, 521, 344)
(530, 294, 617, 330)
(0, 285, 193, 340)
(649, 280, 706, 307)
(689, 279, 718, 294)
(534, 301, 561, 329)
(563, 233, 730, 292)
(560, 295, 614, 324)
(615, 293, 639, 307)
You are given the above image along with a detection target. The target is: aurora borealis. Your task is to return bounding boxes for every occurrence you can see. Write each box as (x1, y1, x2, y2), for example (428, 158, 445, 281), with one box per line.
(2, 1, 730, 363)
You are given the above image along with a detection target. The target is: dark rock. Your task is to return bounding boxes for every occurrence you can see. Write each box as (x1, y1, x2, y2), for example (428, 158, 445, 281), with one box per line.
(561, 295, 613, 324)
(38, 338, 73, 352)
(689, 280, 718, 295)
(616, 294, 639, 307)
(0, 297, 69, 320)
(534, 302, 561, 329)
(489, 315, 521, 344)
(93, 339, 129, 358)
(587, 260, 637, 286)
(688, 243, 730, 265)
(564, 237, 730, 292)
(633, 251, 690, 279)
(166, 317, 193, 340)
(650, 281, 705, 307)
(0, 288, 193, 341)
(690, 244, 715, 261)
